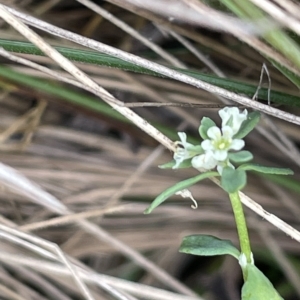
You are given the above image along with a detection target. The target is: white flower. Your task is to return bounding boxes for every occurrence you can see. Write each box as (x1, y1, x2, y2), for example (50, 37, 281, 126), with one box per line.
(192, 151, 218, 170)
(190, 120, 245, 174)
(219, 107, 248, 135)
(201, 126, 245, 161)
(173, 132, 196, 169)
(173, 107, 248, 175)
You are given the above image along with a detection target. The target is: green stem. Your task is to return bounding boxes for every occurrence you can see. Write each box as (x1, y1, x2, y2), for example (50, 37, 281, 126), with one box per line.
(229, 192, 252, 263)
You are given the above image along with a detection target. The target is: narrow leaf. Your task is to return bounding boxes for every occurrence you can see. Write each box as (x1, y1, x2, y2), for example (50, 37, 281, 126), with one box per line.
(180, 235, 240, 259)
(199, 117, 216, 140)
(144, 171, 218, 214)
(228, 151, 253, 163)
(234, 111, 260, 139)
(221, 167, 247, 193)
(239, 163, 294, 175)
(242, 264, 283, 300)
(2, 39, 300, 107)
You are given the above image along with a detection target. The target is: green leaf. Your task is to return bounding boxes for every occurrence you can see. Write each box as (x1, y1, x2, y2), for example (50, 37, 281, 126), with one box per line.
(144, 171, 219, 214)
(199, 117, 216, 140)
(179, 235, 240, 259)
(221, 167, 247, 193)
(238, 163, 294, 175)
(159, 159, 192, 169)
(242, 264, 283, 300)
(234, 111, 260, 139)
(228, 151, 253, 163)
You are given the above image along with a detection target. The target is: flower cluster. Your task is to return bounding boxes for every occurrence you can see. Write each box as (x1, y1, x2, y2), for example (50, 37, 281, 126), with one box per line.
(173, 107, 248, 174)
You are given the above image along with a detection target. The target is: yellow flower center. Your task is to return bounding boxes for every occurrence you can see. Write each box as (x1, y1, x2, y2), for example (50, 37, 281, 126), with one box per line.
(213, 138, 231, 150)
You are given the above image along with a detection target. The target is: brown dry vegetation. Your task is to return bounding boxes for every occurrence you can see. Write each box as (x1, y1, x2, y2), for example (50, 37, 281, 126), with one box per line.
(0, 1, 300, 300)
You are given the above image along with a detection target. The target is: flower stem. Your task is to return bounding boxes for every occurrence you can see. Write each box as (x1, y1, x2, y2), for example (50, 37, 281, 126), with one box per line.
(229, 192, 252, 263)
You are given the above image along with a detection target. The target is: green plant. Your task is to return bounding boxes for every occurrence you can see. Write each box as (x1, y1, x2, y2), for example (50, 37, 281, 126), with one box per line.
(145, 107, 293, 299)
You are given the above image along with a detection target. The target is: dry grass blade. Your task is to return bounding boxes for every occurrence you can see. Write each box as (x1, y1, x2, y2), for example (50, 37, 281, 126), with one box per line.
(248, 0, 300, 35)
(1, 2, 299, 243)
(0, 1, 300, 299)
(0, 224, 95, 300)
(0, 4, 175, 150)
(114, 0, 273, 34)
(0, 253, 201, 300)
(76, 0, 185, 68)
(0, 160, 198, 296)
(3, 5, 300, 125)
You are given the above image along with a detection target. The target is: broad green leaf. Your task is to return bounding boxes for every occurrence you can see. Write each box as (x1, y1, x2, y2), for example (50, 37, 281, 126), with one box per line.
(221, 167, 247, 193)
(199, 117, 216, 140)
(234, 111, 260, 139)
(228, 151, 253, 163)
(242, 264, 283, 300)
(179, 235, 240, 259)
(238, 164, 294, 175)
(159, 159, 192, 169)
(144, 171, 218, 214)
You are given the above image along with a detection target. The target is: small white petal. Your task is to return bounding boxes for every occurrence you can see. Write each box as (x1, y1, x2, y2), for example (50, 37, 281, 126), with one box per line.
(213, 149, 228, 161)
(191, 155, 205, 169)
(232, 116, 247, 134)
(177, 132, 195, 150)
(173, 157, 183, 169)
(173, 150, 188, 169)
(219, 107, 248, 134)
(239, 109, 248, 121)
(222, 126, 234, 139)
(203, 151, 218, 169)
(239, 253, 248, 268)
(238, 252, 254, 268)
(230, 139, 245, 150)
(173, 132, 199, 169)
(220, 107, 238, 116)
(201, 139, 214, 151)
(207, 126, 221, 140)
(219, 107, 239, 127)
(178, 132, 187, 143)
(192, 152, 218, 170)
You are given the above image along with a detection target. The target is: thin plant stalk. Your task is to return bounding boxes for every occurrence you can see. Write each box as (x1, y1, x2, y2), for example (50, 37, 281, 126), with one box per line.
(229, 192, 252, 265)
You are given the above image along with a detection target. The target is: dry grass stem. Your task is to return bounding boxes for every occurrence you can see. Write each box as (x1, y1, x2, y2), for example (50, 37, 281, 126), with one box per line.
(0, 1, 299, 299)
(4, 5, 300, 125)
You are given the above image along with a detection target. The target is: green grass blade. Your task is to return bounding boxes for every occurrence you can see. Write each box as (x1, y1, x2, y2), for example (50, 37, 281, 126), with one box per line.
(1, 39, 300, 107)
